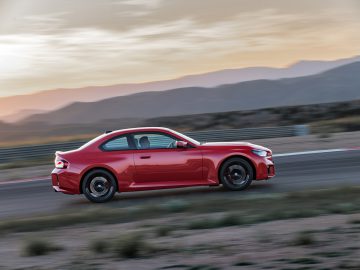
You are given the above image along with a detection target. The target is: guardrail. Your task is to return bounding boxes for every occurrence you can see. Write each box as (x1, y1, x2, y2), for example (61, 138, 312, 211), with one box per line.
(186, 125, 309, 142)
(0, 125, 308, 163)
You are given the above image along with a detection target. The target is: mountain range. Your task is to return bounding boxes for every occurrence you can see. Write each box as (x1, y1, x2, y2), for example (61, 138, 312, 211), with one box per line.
(23, 61, 360, 125)
(2, 55, 360, 122)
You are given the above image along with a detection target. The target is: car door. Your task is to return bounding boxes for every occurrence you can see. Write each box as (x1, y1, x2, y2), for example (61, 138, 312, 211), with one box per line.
(99, 134, 136, 190)
(132, 132, 204, 188)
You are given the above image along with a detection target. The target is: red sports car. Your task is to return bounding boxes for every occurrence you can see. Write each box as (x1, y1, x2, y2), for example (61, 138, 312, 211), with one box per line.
(52, 127, 275, 203)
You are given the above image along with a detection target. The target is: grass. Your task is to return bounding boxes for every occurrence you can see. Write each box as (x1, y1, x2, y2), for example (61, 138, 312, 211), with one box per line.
(348, 219, 360, 224)
(156, 226, 173, 237)
(161, 199, 190, 213)
(289, 257, 320, 265)
(63, 259, 102, 270)
(311, 116, 360, 134)
(89, 239, 109, 254)
(314, 251, 349, 258)
(22, 238, 63, 256)
(160, 265, 190, 269)
(89, 233, 156, 258)
(186, 266, 220, 270)
(0, 157, 52, 170)
(233, 261, 255, 266)
(1, 186, 360, 234)
(337, 261, 360, 269)
(112, 233, 152, 258)
(292, 232, 316, 246)
(187, 214, 242, 230)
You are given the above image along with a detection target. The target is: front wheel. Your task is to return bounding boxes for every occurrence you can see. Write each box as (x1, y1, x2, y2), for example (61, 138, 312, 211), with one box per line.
(82, 169, 117, 203)
(220, 158, 254, 191)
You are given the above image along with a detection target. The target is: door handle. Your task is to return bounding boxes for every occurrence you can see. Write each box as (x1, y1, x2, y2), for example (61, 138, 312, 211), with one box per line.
(140, 155, 151, 159)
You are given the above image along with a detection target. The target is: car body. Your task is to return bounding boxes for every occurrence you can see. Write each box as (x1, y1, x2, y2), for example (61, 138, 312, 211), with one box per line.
(52, 127, 275, 202)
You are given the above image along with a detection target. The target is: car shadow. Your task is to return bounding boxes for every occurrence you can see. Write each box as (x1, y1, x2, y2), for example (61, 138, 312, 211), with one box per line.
(69, 181, 275, 206)
(114, 182, 275, 201)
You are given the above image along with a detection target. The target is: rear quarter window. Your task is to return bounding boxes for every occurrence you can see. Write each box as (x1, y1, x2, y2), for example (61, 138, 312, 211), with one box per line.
(102, 136, 131, 151)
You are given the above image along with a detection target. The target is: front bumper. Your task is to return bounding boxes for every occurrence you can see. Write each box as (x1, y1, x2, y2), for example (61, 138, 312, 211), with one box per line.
(255, 157, 275, 180)
(267, 164, 275, 178)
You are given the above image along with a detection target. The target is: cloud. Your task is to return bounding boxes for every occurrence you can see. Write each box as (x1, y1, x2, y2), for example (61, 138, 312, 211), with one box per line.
(117, 0, 164, 9)
(0, 0, 359, 96)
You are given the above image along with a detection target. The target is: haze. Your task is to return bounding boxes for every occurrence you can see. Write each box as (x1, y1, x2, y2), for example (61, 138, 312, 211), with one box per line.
(0, 0, 360, 97)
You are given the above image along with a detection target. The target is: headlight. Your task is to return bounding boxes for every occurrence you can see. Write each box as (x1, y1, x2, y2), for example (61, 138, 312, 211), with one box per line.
(252, 149, 268, 157)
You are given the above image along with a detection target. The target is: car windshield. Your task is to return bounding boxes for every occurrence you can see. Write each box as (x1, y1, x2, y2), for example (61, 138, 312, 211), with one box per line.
(171, 130, 200, 146)
(78, 133, 109, 149)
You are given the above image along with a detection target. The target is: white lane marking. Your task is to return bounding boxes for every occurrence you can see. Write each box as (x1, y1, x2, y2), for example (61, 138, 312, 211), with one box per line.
(1, 147, 359, 185)
(273, 148, 357, 157)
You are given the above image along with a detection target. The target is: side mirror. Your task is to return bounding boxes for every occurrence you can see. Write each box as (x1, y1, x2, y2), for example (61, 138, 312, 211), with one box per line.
(176, 141, 188, 148)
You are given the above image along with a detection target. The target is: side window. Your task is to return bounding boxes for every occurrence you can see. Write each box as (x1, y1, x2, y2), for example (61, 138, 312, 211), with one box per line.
(102, 136, 130, 151)
(133, 133, 177, 149)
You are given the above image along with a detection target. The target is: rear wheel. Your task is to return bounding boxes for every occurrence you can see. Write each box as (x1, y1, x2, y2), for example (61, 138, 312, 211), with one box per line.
(220, 158, 254, 191)
(82, 169, 117, 203)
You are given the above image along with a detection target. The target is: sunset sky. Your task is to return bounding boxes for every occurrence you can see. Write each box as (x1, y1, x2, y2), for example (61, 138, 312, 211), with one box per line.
(0, 0, 359, 97)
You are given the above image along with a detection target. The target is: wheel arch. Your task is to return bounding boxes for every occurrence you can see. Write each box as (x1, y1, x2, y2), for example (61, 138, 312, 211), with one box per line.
(217, 155, 257, 183)
(80, 167, 119, 194)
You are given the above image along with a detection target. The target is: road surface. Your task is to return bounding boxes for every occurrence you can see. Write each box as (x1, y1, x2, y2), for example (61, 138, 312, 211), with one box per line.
(0, 150, 359, 219)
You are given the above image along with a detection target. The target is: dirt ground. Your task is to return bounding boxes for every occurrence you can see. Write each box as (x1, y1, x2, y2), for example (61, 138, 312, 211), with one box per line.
(0, 212, 359, 270)
(1, 130, 360, 182)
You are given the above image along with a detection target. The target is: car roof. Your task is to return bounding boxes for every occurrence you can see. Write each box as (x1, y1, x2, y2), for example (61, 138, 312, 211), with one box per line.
(79, 127, 176, 150)
(80, 126, 201, 150)
(108, 127, 173, 136)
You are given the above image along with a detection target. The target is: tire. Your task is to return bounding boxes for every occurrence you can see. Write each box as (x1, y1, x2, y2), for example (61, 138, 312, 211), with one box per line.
(82, 169, 117, 203)
(219, 157, 254, 191)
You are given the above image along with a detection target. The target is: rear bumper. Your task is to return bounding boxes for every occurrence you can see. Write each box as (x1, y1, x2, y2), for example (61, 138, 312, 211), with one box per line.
(51, 169, 81, 194)
(53, 185, 74, 195)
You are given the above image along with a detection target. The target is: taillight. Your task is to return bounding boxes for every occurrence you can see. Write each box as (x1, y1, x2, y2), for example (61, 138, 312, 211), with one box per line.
(55, 157, 69, 169)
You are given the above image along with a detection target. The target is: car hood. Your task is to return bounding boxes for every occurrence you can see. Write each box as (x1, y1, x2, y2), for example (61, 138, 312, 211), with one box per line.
(200, 141, 270, 151)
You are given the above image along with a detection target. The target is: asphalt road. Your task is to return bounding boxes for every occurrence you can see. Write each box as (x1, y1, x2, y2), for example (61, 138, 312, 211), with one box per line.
(0, 150, 360, 219)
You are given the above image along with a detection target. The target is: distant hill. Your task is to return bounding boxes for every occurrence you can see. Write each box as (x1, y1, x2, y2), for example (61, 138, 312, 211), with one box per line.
(1, 55, 360, 122)
(2, 109, 46, 123)
(1, 99, 359, 146)
(23, 61, 360, 125)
